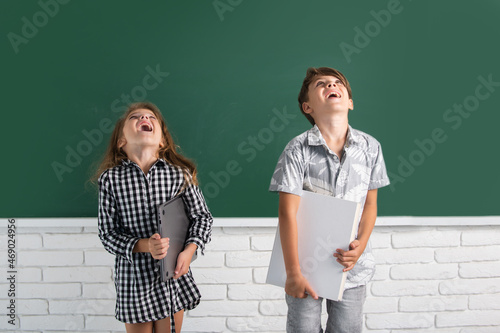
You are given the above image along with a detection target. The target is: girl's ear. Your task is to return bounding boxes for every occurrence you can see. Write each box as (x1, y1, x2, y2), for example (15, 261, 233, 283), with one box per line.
(118, 137, 126, 149)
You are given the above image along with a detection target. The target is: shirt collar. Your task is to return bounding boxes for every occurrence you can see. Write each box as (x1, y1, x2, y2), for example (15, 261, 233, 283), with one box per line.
(121, 158, 167, 168)
(307, 124, 360, 148)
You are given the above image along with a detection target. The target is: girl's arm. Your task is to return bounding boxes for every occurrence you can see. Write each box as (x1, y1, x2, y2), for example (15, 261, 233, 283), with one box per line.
(98, 172, 142, 263)
(334, 189, 378, 271)
(182, 183, 214, 254)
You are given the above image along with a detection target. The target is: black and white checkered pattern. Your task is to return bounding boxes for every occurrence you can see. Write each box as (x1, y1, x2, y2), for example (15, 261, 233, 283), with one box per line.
(98, 159, 213, 323)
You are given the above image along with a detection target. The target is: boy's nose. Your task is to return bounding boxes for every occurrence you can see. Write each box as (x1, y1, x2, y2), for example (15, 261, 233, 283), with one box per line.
(140, 114, 149, 119)
(328, 82, 336, 88)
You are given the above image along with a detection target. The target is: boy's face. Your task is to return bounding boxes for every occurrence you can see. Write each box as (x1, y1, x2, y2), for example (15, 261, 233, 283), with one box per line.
(302, 75, 353, 122)
(118, 108, 164, 151)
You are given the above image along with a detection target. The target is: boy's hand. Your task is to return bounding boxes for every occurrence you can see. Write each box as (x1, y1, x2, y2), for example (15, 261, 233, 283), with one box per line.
(149, 233, 169, 260)
(285, 272, 318, 299)
(173, 243, 197, 279)
(334, 239, 363, 272)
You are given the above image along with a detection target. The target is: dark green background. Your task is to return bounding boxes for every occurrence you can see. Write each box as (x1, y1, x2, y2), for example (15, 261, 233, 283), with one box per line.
(1, 0, 499, 218)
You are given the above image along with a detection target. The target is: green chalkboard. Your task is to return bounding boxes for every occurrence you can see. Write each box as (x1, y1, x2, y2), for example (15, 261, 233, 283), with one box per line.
(1, 0, 499, 218)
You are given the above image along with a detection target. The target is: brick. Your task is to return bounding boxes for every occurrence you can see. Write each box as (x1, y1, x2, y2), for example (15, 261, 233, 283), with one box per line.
(43, 267, 112, 283)
(459, 262, 500, 278)
(43, 233, 102, 249)
(390, 264, 458, 280)
(399, 296, 467, 312)
(205, 235, 249, 251)
(253, 267, 269, 284)
(364, 297, 398, 313)
(226, 251, 271, 267)
(84, 250, 115, 266)
(85, 315, 124, 331)
(392, 230, 460, 248)
(0, 315, 19, 329)
(435, 246, 500, 263)
(373, 265, 390, 281)
(372, 248, 434, 264)
(469, 294, 500, 310)
(190, 251, 224, 268)
(390, 329, 459, 333)
(461, 227, 500, 246)
(18, 299, 48, 315)
(18, 250, 83, 267)
(259, 300, 287, 316)
(21, 315, 84, 330)
(228, 284, 284, 300)
(82, 283, 116, 299)
(226, 316, 287, 332)
(181, 317, 226, 332)
(370, 232, 391, 249)
(189, 300, 259, 317)
(251, 235, 275, 251)
(366, 313, 433, 329)
(194, 267, 252, 284)
(49, 299, 115, 315)
(461, 327, 500, 333)
(18, 283, 81, 298)
(222, 227, 275, 234)
(18, 267, 42, 282)
(197, 284, 226, 300)
(439, 278, 500, 295)
(17, 234, 43, 249)
(371, 280, 439, 297)
(436, 310, 500, 327)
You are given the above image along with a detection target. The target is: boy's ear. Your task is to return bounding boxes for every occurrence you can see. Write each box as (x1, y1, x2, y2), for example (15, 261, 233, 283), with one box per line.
(349, 99, 354, 110)
(302, 101, 312, 114)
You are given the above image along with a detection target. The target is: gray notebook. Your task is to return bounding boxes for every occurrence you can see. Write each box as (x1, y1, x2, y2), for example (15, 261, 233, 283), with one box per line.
(157, 195, 197, 281)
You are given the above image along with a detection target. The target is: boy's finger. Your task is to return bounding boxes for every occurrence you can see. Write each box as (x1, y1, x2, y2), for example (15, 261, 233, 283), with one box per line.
(305, 282, 318, 300)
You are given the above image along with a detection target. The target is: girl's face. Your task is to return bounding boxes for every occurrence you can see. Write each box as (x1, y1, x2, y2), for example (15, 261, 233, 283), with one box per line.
(118, 108, 164, 151)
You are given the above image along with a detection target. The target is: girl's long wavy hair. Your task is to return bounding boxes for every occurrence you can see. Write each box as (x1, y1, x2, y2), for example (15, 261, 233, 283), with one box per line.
(92, 102, 198, 186)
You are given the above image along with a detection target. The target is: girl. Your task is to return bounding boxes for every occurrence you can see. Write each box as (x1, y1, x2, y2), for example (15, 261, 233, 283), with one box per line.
(95, 102, 213, 333)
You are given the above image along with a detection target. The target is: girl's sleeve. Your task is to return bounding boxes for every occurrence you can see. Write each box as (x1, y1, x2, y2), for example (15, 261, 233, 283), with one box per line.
(98, 172, 140, 264)
(182, 183, 213, 254)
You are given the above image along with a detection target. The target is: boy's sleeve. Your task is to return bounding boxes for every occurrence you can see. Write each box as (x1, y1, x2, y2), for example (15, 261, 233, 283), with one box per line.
(269, 147, 304, 196)
(98, 172, 140, 264)
(369, 142, 390, 190)
(183, 183, 213, 255)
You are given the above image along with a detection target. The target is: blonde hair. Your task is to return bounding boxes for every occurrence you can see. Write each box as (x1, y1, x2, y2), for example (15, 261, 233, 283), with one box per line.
(92, 102, 198, 186)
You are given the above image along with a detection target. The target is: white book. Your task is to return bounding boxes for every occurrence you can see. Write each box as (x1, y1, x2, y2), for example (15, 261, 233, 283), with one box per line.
(266, 191, 361, 301)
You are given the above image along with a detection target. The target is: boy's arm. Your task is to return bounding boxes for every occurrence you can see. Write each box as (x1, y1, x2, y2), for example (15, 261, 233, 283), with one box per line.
(334, 189, 378, 272)
(279, 192, 318, 299)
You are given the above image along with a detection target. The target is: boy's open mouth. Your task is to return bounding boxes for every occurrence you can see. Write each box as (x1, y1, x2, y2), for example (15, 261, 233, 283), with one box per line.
(327, 91, 341, 99)
(139, 122, 153, 132)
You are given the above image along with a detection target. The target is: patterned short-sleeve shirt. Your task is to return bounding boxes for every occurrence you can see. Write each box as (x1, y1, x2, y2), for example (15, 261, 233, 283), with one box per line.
(269, 125, 390, 289)
(98, 159, 213, 323)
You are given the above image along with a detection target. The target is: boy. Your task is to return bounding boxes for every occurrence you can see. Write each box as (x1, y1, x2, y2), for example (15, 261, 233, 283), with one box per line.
(269, 67, 390, 332)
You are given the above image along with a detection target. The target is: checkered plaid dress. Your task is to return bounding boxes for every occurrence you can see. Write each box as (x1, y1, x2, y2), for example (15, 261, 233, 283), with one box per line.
(98, 159, 213, 323)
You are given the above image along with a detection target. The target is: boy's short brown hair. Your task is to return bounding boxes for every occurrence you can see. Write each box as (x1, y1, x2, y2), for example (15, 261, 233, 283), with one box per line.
(298, 67, 353, 125)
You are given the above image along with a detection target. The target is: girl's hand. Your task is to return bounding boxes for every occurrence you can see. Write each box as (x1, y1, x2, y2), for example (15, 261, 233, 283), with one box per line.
(149, 233, 169, 260)
(334, 239, 363, 272)
(173, 243, 197, 279)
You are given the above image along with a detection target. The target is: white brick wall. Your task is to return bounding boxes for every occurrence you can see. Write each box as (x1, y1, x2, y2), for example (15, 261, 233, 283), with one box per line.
(1, 221, 500, 332)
